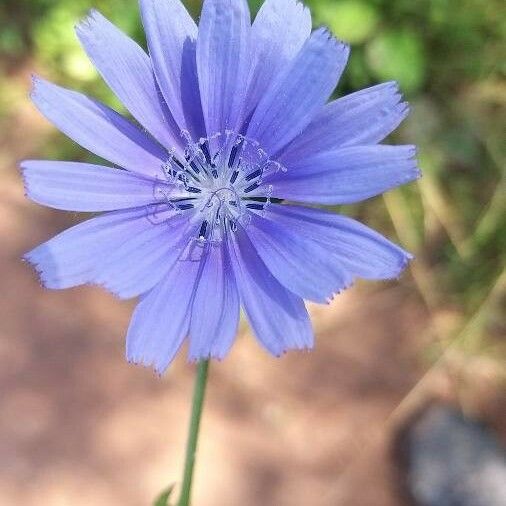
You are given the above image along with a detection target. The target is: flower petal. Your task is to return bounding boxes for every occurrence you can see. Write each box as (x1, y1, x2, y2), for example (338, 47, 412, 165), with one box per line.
(244, 0, 311, 116)
(93, 213, 196, 299)
(230, 227, 313, 356)
(189, 243, 239, 361)
(25, 207, 194, 298)
(75, 10, 183, 152)
(268, 145, 420, 204)
(246, 212, 352, 303)
(126, 256, 201, 374)
(246, 28, 349, 157)
(197, 0, 251, 139)
(265, 205, 413, 280)
(280, 82, 409, 163)
(140, 0, 205, 139)
(31, 77, 167, 178)
(20, 160, 176, 211)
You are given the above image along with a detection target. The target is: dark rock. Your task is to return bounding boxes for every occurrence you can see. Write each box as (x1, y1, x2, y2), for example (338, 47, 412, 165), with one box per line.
(399, 404, 506, 506)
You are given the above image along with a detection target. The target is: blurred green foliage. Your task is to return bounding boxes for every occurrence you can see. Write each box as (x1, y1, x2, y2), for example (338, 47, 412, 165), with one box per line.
(1, 0, 504, 359)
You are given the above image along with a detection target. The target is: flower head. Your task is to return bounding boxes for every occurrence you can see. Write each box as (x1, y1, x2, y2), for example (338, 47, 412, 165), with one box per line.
(22, 0, 420, 373)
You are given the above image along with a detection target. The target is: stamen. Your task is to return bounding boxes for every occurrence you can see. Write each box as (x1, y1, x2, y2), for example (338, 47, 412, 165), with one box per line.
(177, 203, 194, 210)
(173, 158, 185, 170)
(188, 160, 200, 174)
(244, 182, 260, 193)
(228, 144, 239, 168)
(152, 130, 284, 244)
(228, 136, 245, 168)
(229, 170, 239, 184)
(199, 220, 208, 239)
(245, 169, 262, 181)
(200, 141, 213, 166)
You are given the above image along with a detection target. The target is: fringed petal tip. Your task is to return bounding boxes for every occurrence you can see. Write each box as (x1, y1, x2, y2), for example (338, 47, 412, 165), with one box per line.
(23, 251, 114, 297)
(23, 248, 123, 298)
(384, 80, 410, 117)
(22, 251, 44, 283)
(74, 12, 103, 45)
(126, 356, 163, 377)
(29, 76, 60, 109)
(324, 278, 356, 304)
(187, 351, 226, 364)
(29, 74, 41, 101)
(385, 82, 411, 122)
(408, 145, 423, 181)
(186, 341, 238, 364)
(22, 249, 58, 291)
(372, 81, 410, 109)
(23, 251, 56, 294)
(294, 0, 311, 17)
(383, 80, 404, 99)
(396, 144, 422, 184)
(29, 74, 54, 100)
(270, 340, 315, 358)
(326, 251, 413, 298)
(130, 346, 232, 375)
(127, 344, 180, 375)
(259, 321, 315, 357)
(315, 29, 351, 74)
(314, 26, 351, 55)
(74, 8, 100, 32)
(19, 160, 51, 208)
(18, 161, 31, 199)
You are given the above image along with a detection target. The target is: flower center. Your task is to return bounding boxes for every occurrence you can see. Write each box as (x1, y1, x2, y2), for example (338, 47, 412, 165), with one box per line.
(149, 131, 284, 246)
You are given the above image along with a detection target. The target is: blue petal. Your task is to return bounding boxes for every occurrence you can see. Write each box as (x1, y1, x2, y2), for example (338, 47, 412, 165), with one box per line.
(126, 257, 202, 374)
(230, 227, 313, 356)
(20, 160, 184, 211)
(265, 205, 413, 280)
(140, 0, 205, 140)
(244, 0, 311, 117)
(246, 212, 352, 303)
(31, 77, 167, 178)
(76, 10, 184, 152)
(25, 207, 195, 298)
(93, 213, 196, 299)
(280, 82, 409, 163)
(268, 145, 420, 204)
(197, 0, 251, 140)
(246, 28, 349, 157)
(189, 243, 239, 361)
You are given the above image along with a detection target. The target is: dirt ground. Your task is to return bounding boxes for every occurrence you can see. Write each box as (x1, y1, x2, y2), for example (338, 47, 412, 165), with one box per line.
(0, 71, 502, 506)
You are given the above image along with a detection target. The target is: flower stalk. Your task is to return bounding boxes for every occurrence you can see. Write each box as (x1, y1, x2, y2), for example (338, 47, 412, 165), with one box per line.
(177, 359, 210, 506)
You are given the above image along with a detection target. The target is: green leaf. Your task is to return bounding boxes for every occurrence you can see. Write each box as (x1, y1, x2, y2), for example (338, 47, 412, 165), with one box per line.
(153, 484, 175, 506)
(366, 29, 427, 94)
(314, 0, 380, 44)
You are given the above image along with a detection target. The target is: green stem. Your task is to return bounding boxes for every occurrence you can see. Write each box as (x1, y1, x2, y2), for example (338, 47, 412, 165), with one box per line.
(177, 359, 210, 506)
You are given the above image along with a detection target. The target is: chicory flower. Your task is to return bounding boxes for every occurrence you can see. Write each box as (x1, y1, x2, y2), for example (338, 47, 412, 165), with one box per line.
(22, 0, 419, 373)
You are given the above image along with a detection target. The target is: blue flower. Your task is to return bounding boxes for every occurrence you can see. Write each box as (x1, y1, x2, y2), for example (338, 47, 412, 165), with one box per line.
(22, 0, 420, 373)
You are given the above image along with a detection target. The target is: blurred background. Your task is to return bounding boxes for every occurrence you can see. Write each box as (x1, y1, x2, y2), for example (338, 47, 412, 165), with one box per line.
(0, 0, 504, 504)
